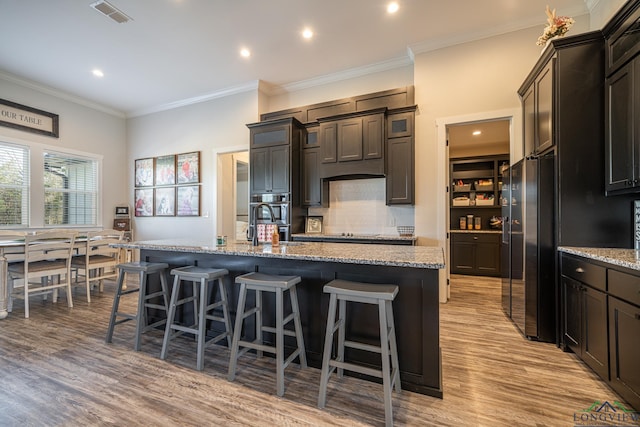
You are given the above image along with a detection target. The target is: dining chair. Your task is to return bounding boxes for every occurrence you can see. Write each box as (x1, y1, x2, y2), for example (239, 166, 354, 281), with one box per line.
(71, 229, 123, 303)
(7, 229, 77, 318)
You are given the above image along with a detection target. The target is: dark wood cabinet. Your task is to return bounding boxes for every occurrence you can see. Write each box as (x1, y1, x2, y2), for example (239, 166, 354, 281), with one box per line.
(604, 0, 640, 195)
(247, 117, 303, 197)
(337, 117, 363, 161)
(450, 232, 500, 277)
(302, 147, 322, 206)
(522, 60, 554, 157)
(609, 296, 640, 410)
(386, 108, 416, 205)
(605, 56, 640, 194)
(386, 137, 414, 205)
(319, 110, 384, 165)
(362, 114, 384, 160)
(319, 121, 337, 163)
(561, 254, 609, 379)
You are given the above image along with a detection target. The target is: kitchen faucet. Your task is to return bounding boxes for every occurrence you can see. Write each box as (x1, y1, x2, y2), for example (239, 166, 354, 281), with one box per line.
(250, 202, 276, 246)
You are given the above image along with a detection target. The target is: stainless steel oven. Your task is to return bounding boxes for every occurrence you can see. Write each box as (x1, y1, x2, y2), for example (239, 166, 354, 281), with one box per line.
(251, 202, 289, 224)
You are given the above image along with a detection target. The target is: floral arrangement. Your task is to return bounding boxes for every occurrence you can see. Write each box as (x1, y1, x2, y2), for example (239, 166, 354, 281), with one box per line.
(536, 5, 575, 46)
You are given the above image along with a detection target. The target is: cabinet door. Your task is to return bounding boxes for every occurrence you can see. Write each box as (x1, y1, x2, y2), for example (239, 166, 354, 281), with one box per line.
(451, 239, 475, 273)
(250, 147, 270, 193)
(563, 276, 582, 353)
(476, 240, 500, 275)
(606, 58, 637, 193)
(387, 111, 413, 138)
(363, 114, 383, 159)
(386, 137, 414, 205)
(535, 60, 554, 153)
(251, 123, 290, 148)
(302, 148, 321, 206)
(582, 286, 609, 379)
(269, 145, 290, 194)
(609, 296, 640, 410)
(337, 118, 363, 162)
(522, 85, 535, 157)
(320, 122, 337, 163)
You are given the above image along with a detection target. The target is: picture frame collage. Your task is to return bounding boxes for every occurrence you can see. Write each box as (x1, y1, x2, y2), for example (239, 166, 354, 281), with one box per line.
(134, 151, 201, 217)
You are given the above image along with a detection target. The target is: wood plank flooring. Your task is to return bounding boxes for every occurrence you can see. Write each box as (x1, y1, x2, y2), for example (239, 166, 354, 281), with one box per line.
(0, 274, 627, 426)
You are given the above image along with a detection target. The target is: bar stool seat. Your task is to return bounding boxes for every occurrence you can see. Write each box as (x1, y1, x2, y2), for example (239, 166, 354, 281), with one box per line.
(160, 266, 232, 371)
(318, 279, 401, 427)
(106, 261, 170, 351)
(228, 272, 306, 397)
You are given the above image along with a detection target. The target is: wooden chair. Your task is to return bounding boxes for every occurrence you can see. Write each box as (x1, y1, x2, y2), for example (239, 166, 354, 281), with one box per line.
(7, 229, 77, 318)
(71, 229, 123, 303)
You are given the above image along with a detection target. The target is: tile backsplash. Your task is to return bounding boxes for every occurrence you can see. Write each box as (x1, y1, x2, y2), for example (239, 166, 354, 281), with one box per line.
(308, 178, 414, 235)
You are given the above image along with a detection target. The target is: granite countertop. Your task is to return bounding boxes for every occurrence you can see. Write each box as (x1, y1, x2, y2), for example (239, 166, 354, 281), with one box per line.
(115, 239, 445, 269)
(291, 233, 417, 242)
(449, 229, 502, 234)
(559, 246, 640, 271)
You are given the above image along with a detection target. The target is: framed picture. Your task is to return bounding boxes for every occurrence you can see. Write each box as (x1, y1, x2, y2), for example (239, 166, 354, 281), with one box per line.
(135, 158, 154, 187)
(114, 206, 129, 216)
(113, 218, 131, 231)
(305, 216, 323, 234)
(155, 154, 176, 186)
(134, 188, 154, 217)
(177, 151, 200, 184)
(177, 185, 200, 216)
(155, 187, 176, 216)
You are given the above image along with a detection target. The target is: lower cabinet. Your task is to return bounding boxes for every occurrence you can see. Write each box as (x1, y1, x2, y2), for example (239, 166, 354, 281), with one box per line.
(561, 275, 609, 379)
(450, 232, 500, 277)
(561, 253, 640, 411)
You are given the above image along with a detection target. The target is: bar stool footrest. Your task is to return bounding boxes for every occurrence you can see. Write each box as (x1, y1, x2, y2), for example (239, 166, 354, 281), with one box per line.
(328, 359, 384, 379)
(344, 340, 383, 354)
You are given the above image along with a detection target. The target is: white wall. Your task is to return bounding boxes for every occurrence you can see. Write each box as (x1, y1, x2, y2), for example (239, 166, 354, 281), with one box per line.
(0, 75, 126, 229)
(589, 0, 629, 29)
(126, 90, 258, 241)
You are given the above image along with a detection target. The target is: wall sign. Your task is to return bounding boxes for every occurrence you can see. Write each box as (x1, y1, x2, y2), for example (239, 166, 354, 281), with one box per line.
(0, 98, 59, 138)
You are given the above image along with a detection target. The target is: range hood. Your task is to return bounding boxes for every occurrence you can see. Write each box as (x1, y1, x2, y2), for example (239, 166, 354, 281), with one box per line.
(320, 158, 385, 180)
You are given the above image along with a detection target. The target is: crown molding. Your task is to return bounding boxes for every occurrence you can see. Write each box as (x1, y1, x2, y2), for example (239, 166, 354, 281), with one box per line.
(0, 70, 125, 118)
(128, 80, 260, 118)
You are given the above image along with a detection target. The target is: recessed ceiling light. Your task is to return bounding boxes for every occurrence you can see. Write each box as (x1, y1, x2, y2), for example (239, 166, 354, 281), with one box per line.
(92, 69, 104, 78)
(387, 2, 399, 14)
(472, 130, 482, 136)
(240, 48, 251, 58)
(302, 28, 313, 39)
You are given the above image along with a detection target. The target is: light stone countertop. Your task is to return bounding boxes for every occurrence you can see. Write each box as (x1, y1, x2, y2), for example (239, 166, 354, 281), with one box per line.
(558, 247, 640, 271)
(116, 239, 445, 269)
(449, 229, 502, 234)
(291, 233, 417, 242)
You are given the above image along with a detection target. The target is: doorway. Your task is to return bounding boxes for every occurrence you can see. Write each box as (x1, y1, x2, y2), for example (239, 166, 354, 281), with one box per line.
(216, 150, 249, 242)
(436, 109, 520, 302)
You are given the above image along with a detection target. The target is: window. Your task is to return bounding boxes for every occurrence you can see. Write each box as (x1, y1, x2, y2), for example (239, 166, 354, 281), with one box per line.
(44, 152, 98, 226)
(0, 142, 29, 226)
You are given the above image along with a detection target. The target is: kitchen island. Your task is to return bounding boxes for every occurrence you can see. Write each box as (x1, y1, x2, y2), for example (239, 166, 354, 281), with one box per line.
(116, 239, 445, 398)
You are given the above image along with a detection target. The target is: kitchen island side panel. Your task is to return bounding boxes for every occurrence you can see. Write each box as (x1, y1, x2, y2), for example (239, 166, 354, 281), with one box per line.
(139, 249, 442, 398)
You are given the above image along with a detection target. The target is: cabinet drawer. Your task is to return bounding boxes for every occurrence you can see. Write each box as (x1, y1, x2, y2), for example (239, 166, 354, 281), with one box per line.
(451, 233, 499, 244)
(561, 255, 606, 291)
(609, 269, 640, 306)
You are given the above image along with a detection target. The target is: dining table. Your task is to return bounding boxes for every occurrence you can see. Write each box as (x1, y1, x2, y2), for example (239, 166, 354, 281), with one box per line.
(0, 234, 88, 319)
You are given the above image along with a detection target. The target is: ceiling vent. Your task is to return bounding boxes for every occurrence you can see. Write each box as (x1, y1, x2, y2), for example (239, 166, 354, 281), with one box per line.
(90, 0, 132, 24)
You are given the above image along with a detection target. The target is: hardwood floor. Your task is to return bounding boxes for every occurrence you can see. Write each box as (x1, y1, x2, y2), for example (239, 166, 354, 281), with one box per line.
(0, 274, 626, 426)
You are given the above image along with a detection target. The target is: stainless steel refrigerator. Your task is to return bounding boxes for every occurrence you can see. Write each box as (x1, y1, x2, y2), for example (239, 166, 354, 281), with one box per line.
(503, 154, 556, 342)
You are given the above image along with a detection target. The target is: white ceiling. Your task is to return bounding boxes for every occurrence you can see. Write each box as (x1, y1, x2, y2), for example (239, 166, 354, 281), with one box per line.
(0, 0, 589, 117)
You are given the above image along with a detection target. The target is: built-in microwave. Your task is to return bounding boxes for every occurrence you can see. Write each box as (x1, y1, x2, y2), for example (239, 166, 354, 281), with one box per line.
(251, 202, 288, 224)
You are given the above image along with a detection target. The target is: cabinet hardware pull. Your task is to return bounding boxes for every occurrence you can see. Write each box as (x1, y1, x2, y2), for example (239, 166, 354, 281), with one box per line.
(575, 267, 584, 273)
(473, 236, 478, 240)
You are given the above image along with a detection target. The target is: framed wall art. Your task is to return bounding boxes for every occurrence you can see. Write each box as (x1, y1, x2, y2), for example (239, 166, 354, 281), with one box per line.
(177, 185, 200, 216)
(155, 187, 176, 216)
(305, 216, 323, 234)
(135, 158, 154, 187)
(177, 151, 200, 184)
(134, 188, 154, 217)
(155, 154, 176, 186)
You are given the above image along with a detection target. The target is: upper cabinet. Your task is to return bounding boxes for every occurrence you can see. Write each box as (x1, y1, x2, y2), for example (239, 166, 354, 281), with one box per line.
(522, 60, 554, 157)
(604, 0, 640, 195)
(247, 117, 303, 196)
(386, 107, 416, 205)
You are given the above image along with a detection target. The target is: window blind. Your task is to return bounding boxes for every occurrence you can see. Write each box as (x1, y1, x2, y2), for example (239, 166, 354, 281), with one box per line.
(0, 142, 29, 226)
(44, 151, 98, 226)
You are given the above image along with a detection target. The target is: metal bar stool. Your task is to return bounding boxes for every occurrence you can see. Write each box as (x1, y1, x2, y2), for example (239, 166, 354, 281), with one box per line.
(318, 279, 401, 427)
(160, 266, 232, 371)
(106, 261, 170, 351)
(228, 272, 307, 397)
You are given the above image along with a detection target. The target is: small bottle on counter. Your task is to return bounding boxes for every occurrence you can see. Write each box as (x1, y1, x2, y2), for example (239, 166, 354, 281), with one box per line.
(467, 215, 473, 230)
(271, 226, 280, 247)
(474, 217, 481, 230)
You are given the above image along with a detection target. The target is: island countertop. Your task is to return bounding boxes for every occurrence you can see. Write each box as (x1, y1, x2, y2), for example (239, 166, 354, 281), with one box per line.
(116, 239, 445, 269)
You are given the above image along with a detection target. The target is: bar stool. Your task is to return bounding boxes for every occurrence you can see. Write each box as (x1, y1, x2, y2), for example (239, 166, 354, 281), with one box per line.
(160, 266, 232, 371)
(318, 279, 401, 427)
(106, 261, 170, 351)
(228, 272, 306, 397)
